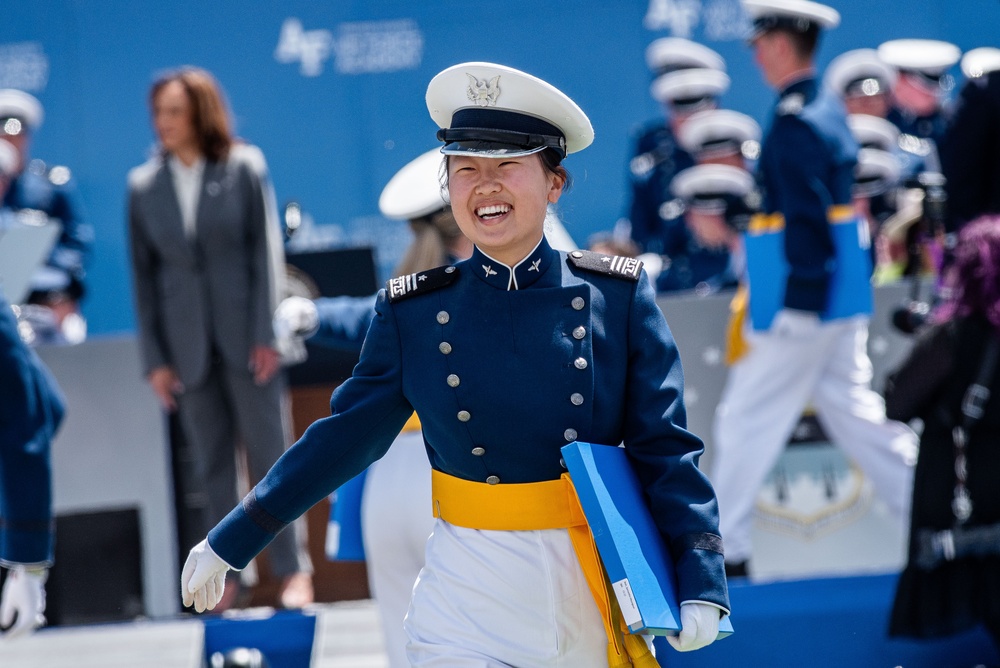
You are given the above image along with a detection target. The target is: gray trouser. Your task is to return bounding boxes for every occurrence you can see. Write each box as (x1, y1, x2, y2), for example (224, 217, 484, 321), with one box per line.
(176, 359, 311, 578)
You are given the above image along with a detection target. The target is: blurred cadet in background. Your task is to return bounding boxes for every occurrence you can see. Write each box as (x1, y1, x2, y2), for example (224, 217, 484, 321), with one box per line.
(666, 108, 761, 293)
(276, 148, 471, 668)
(940, 47, 1000, 234)
(885, 216, 1000, 653)
(824, 48, 896, 119)
(0, 136, 66, 638)
(878, 38, 961, 149)
(622, 38, 733, 293)
(128, 67, 312, 611)
(709, 0, 918, 578)
(846, 115, 905, 244)
(0, 89, 92, 346)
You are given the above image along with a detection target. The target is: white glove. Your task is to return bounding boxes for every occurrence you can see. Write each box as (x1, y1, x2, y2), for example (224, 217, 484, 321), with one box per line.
(181, 539, 232, 613)
(770, 308, 820, 339)
(0, 567, 47, 638)
(666, 602, 721, 652)
(273, 297, 319, 340)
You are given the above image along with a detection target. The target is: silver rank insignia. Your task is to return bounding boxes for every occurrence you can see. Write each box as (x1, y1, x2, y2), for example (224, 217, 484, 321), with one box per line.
(467, 74, 501, 107)
(567, 250, 643, 282)
(386, 265, 459, 303)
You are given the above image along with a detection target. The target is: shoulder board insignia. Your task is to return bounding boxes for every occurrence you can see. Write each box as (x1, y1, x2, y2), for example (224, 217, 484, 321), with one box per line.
(777, 93, 805, 116)
(566, 250, 643, 282)
(386, 265, 459, 303)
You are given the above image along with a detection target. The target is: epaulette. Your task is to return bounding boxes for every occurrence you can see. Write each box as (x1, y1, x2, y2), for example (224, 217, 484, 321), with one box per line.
(566, 250, 643, 282)
(386, 265, 459, 303)
(777, 93, 805, 116)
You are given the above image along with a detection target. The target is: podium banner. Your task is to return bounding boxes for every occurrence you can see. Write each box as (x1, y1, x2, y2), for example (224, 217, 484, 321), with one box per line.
(744, 208, 873, 331)
(562, 441, 734, 638)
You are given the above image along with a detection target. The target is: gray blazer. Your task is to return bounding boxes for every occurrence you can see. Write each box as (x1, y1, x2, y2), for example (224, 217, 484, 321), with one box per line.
(128, 144, 284, 388)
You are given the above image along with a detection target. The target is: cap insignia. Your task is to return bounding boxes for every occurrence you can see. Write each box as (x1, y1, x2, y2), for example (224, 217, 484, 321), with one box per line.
(466, 74, 501, 107)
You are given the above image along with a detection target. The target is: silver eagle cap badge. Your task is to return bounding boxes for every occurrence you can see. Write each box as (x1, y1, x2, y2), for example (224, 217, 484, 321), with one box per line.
(467, 73, 501, 107)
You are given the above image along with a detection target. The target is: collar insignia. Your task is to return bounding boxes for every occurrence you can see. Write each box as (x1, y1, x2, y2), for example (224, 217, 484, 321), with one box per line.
(483, 264, 498, 277)
(467, 74, 501, 107)
(529, 259, 541, 272)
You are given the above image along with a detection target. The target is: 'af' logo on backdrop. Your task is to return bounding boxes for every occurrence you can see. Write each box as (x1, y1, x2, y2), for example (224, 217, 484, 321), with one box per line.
(275, 18, 333, 76)
(275, 18, 424, 77)
(644, 0, 749, 41)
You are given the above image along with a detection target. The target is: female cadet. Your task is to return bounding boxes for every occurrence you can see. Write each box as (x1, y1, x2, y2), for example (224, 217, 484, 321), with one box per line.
(183, 62, 729, 667)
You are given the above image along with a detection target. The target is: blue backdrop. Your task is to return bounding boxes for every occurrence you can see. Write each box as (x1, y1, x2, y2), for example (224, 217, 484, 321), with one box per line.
(2, 0, 997, 336)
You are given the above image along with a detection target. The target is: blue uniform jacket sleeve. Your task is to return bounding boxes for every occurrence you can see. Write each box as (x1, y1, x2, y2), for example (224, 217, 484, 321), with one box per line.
(310, 294, 379, 352)
(621, 275, 729, 612)
(208, 289, 414, 568)
(0, 297, 64, 565)
(769, 115, 836, 313)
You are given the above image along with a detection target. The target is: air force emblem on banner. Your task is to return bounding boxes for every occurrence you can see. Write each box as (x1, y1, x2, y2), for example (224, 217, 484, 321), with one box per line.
(466, 74, 500, 107)
(387, 265, 459, 303)
(567, 250, 643, 281)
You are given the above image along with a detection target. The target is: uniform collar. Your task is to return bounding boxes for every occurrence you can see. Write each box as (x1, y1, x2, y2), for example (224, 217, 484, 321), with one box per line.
(470, 236, 555, 290)
(778, 74, 817, 99)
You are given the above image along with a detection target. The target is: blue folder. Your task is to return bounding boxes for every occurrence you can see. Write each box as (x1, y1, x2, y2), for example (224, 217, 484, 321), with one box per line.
(562, 441, 734, 638)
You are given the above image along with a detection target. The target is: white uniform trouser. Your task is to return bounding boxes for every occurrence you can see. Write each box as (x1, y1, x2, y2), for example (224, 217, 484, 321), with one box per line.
(710, 317, 917, 564)
(404, 520, 609, 668)
(361, 430, 435, 668)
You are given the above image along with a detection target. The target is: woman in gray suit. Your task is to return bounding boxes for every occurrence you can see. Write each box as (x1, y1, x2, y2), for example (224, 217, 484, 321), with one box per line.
(127, 67, 312, 610)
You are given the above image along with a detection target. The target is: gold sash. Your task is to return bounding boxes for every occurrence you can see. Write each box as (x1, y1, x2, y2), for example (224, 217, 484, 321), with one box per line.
(431, 469, 659, 667)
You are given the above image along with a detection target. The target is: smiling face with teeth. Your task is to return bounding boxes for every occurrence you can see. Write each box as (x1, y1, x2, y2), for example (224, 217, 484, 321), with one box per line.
(446, 152, 566, 267)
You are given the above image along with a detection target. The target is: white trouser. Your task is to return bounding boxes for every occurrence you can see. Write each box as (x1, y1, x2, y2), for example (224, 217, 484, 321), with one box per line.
(404, 521, 609, 668)
(710, 317, 917, 564)
(361, 430, 436, 668)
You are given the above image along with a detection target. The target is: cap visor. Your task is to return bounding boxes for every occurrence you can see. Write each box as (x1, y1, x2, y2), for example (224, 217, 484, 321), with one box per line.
(440, 141, 548, 158)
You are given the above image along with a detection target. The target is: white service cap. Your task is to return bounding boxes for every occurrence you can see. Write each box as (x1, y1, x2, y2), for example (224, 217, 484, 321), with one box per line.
(378, 149, 449, 221)
(426, 62, 593, 158)
(0, 89, 43, 135)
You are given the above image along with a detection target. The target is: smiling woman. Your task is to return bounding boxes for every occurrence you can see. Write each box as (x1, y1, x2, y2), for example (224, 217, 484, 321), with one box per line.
(181, 61, 730, 668)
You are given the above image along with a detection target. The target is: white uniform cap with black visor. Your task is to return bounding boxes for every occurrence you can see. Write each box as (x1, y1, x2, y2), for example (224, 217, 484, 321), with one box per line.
(825, 48, 897, 100)
(378, 148, 448, 221)
(645, 38, 726, 77)
(847, 114, 900, 153)
(426, 62, 593, 159)
(677, 109, 761, 160)
(0, 89, 43, 138)
(877, 39, 961, 89)
(742, 0, 840, 42)
(650, 68, 731, 112)
(960, 47, 1000, 80)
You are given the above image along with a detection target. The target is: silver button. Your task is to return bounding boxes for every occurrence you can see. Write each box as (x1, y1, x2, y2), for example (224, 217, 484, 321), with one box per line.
(447, 374, 461, 387)
(486, 475, 500, 485)
(436, 311, 450, 325)
(560, 458, 567, 469)
(570, 393, 584, 406)
(439, 341, 453, 354)
(564, 428, 578, 442)
(457, 410, 471, 422)
(445, 266, 456, 273)
(471, 446, 486, 456)
(570, 251, 584, 259)
(573, 326, 586, 340)
(574, 357, 588, 370)
(571, 296, 585, 310)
